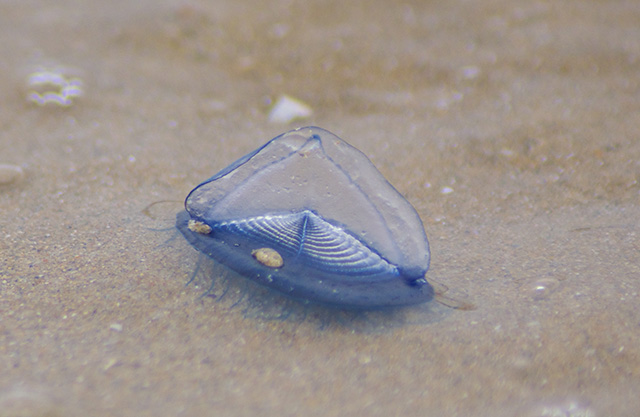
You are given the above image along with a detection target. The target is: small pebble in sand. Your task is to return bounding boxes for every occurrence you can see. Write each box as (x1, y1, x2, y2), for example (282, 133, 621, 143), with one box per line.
(0, 386, 59, 417)
(460, 65, 480, 80)
(26, 67, 83, 107)
(109, 323, 123, 332)
(524, 399, 595, 417)
(526, 277, 560, 300)
(0, 164, 25, 185)
(268, 94, 313, 124)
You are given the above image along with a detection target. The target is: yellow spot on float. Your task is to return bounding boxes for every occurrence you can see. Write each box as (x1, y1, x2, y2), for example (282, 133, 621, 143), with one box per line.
(251, 248, 284, 268)
(187, 219, 212, 235)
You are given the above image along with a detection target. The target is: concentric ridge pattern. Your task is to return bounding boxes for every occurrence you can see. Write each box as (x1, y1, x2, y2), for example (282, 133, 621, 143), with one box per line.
(216, 210, 397, 276)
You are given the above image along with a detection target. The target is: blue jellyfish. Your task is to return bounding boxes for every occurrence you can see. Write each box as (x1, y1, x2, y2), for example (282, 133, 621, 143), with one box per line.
(177, 127, 432, 309)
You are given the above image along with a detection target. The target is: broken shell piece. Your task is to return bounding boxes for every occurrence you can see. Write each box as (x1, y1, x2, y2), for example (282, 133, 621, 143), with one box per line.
(268, 94, 313, 124)
(26, 67, 84, 107)
(251, 248, 284, 268)
(0, 164, 25, 186)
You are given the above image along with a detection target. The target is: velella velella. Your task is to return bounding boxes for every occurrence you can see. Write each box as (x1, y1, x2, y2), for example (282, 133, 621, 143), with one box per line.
(176, 126, 432, 309)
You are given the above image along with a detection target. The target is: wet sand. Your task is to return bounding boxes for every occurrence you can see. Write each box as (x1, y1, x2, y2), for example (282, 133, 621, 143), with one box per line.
(1, 1, 639, 416)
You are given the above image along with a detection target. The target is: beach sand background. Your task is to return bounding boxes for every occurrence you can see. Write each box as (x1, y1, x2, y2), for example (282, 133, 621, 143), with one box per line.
(1, 0, 639, 416)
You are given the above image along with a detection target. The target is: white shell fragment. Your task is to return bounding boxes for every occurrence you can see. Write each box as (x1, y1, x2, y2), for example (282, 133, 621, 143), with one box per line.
(26, 67, 84, 107)
(0, 164, 25, 186)
(267, 94, 313, 124)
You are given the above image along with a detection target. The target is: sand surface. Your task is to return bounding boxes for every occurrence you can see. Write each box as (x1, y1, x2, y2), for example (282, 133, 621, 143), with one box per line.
(1, 1, 639, 416)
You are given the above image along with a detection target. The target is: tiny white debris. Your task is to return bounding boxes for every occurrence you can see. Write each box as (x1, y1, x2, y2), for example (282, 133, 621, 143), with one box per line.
(103, 358, 119, 371)
(441, 186, 454, 194)
(268, 94, 313, 124)
(460, 65, 480, 79)
(435, 91, 463, 110)
(0, 164, 25, 185)
(26, 66, 84, 107)
(201, 99, 227, 113)
(269, 23, 290, 39)
(109, 323, 123, 332)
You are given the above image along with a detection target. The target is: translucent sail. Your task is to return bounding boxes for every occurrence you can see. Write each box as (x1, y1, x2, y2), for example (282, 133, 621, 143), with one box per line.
(186, 127, 429, 277)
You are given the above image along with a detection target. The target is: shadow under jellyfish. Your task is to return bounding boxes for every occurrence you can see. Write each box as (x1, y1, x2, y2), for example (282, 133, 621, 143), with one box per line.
(176, 127, 433, 309)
